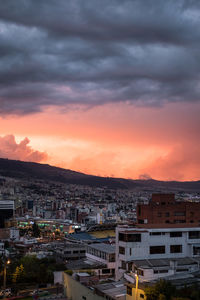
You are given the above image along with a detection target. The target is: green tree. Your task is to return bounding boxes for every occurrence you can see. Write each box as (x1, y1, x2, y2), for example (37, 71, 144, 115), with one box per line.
(12, 266, 20, 283)
(32, 222, 40, 237)
(145, 286, 158, 300)
(12, 264, 25, 283)
(145, 280, 175, 300)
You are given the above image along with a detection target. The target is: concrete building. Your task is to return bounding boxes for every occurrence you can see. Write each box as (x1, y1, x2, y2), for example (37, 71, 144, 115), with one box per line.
(63, 272, 126, 300)
(63, 272, 105, 300)
(115, 224, 200, 281)
(56, 243, 86, 261)
(86, 243, 115, 276)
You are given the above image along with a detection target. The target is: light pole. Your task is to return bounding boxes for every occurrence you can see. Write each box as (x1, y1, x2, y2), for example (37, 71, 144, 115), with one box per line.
(3, 259, 10, 290)
(135, 272, 139, 300)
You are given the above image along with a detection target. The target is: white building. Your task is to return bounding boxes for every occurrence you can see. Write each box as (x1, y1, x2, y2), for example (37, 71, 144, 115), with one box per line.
(115, 225, 200, 282)
(86, 243, 115, 276)
(10, 227, 19, 241)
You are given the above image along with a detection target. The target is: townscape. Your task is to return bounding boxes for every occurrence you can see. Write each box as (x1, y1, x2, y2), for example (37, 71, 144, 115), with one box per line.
(0, 164, 200, 299)
(1, 0, 200, 299)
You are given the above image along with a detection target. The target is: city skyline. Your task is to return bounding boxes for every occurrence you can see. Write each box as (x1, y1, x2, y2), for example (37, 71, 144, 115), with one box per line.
(0, 0, 200, 181)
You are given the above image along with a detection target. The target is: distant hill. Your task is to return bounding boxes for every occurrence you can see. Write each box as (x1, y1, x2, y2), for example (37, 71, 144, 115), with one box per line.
(0, 158, 200, 192)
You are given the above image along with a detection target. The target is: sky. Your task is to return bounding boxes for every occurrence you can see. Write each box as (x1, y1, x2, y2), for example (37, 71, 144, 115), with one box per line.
(0, 0, 200, 181)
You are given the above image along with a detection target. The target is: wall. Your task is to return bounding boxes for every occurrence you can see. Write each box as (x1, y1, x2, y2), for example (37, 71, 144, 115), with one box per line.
(63, 272, 104, 300)
(126, 286, 146, 300)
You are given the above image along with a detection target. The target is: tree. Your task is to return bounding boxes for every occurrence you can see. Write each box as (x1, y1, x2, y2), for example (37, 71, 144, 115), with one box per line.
(145, 280, 175, 300)
(32, 222, 40, 237)
(12, 264, 25, 283)
(12, 266, 20, 283)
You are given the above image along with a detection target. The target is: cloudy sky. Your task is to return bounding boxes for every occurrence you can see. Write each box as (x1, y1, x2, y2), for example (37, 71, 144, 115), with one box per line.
(0, 0, 200, 181)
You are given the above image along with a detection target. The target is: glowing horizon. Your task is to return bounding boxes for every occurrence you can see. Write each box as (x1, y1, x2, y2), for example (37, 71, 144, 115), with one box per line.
(1, 101, 200, 182)
(1, 1, 200, 182)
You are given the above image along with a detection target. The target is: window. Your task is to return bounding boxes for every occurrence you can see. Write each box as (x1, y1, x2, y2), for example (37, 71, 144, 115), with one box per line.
(174, 211, 186, 216)
(128, 262, 132, 271)
(137, 269, 144, 276)
(128, 234, 141, 242)
(64, 251, 71, 254)
(121, 261, 126, 270)
(80, 250, 85, 253)
(165, 212, 170, 217)
(189, 231, 200, 239)
(150, 232, 161, 236)
(154, 269, 168, 274)
(170, 232, 182, 237)
(150, 246, 165, 254)
(119, 233, 125, 241)
(119, 246, 125, 255)
(73, 250, 79, 254)
(130, 248, 132, 256)
(193, 246, 200, 256)
(127, 286, 132, 296)
(150, 232, 165, 236)
(109, 254, 115, 262)
(140, 294, 144, 298)
(119, 233, 141, 242)
(138, 206, 141, 216)
(174, 220, 186, 223)
(170, 245, 182, 253)
(102, 268, 110, 274)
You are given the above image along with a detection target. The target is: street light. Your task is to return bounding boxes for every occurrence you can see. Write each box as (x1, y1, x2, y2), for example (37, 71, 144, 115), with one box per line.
(3, 259, 10, 290)
(135, 272, 139, 300)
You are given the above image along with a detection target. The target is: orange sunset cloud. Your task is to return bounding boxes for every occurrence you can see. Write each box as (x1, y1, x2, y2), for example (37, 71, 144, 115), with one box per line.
(0, 102, 199, 181)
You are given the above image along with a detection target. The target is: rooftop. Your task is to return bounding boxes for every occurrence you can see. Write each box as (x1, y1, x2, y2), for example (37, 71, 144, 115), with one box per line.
(94, 279, 126, 300)
(129, 257, 200, 268)
(66, 258, 106, 270)
(88, 243, 115, 254)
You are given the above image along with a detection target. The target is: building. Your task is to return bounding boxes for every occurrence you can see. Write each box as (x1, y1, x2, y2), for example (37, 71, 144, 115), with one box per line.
(137, 193, 200, 225)
(63, 272, 126, 300)
(86, 243, 115, 277)
(55, 243, 86, 261)
(115, 224, 200, 281)
(0, 200, 14, 228)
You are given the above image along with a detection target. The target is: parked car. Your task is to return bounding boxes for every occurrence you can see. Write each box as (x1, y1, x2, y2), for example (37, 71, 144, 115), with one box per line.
(0, 288, 12, 298)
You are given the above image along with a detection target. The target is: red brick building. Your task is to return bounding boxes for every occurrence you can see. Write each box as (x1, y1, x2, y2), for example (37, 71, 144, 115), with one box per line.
(137, 193, 200, 225)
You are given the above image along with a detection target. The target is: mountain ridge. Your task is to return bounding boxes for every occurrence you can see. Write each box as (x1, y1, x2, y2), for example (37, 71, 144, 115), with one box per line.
(0, 158, 199, 192)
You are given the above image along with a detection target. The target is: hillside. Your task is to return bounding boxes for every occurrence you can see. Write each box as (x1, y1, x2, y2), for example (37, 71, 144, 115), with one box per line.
(0, 158, 200, 192)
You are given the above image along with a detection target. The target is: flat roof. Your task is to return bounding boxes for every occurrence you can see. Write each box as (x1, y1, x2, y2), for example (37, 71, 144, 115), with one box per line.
(129, 257, 200, 268)
(88, 243, 115, 254)
(127, 271, 200, 289)
(66, 258, 106, 270)
(94, 279, 126, 300)
(118, 225, 200, 232)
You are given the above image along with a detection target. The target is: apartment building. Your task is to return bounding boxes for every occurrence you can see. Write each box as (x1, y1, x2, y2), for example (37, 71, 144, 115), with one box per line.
(115, 224, 200, 281)
(137, 193, 200, 225)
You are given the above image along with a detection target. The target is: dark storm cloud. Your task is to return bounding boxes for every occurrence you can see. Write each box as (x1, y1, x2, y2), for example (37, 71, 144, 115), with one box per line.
(0, 0, 200, 114)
